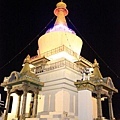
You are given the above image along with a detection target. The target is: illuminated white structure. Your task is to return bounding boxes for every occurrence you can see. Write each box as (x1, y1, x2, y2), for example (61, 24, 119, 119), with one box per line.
(37, 2, 83, 62)
(1, 1, 118, 120)
(31, 1, 84, 119)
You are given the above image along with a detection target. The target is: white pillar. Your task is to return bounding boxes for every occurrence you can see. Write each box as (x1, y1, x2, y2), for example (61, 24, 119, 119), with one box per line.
(78, 90, 93, 120)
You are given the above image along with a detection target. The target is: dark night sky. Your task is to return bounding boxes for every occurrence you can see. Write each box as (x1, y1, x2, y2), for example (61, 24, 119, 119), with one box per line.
(0, 0, 120, 119)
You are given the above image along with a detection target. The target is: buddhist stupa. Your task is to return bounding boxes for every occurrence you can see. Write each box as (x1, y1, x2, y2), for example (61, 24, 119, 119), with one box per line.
(1, 1, 118, 120)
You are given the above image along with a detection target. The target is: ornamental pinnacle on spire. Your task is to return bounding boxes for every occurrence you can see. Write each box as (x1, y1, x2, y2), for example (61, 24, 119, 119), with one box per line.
(20, 55, 30, 73)
(54, 1, 68, 26)
(92, 59, 103, 79)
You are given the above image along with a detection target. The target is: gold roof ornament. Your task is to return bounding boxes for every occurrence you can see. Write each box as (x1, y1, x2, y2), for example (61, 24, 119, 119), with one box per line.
(23, 54, 30, 63)
(93, 59, 99, 67)
(92, 59, 103, 80)
(20, 55, 31, 73)
(54, 0, 68, 26)
(56, 1, 67, 8)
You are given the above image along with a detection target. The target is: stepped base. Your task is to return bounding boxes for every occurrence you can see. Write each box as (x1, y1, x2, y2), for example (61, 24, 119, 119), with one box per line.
(94, 117, 108, 120)
(25, 118, 40, 120)
(36, 111, 77, 120)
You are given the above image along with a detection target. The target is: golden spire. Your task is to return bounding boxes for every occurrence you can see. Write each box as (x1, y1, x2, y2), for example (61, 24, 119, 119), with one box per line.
(92, 59, 103, 79)
(20, 55, 31, 73)
(54, 1, 68, 26)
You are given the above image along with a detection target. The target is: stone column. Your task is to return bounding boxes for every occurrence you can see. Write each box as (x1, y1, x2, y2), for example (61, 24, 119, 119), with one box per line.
(20, 83, 28, 120)
(3, 86, 11, 120)
(28, 93, 34, 117)
(108, 92, 115, 120)
(16, 94, 22, 118)
(32, 90, 39, 118)
(96, 87, 103, 120)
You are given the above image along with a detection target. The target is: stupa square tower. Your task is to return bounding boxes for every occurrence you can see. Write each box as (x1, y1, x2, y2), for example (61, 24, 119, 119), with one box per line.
(30, 1, 84, 119)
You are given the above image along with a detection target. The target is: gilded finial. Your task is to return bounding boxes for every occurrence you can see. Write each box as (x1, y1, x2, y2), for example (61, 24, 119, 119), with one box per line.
(20, 55, 31, 73)
(93, 59, 99, 68)
(54, 1, 68, 26)
(94, 59, 97, 63)
(24, 54, 30, 64)
(92, 59, 103, 79)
